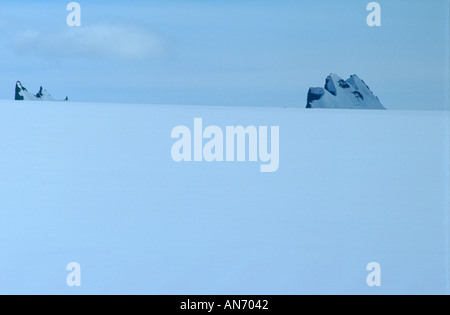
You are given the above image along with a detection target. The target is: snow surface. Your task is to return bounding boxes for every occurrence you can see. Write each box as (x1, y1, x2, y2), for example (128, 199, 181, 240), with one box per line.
(0, 100, 448, 294)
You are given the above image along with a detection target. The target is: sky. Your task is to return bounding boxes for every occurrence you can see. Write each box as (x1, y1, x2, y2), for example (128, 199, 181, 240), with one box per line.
(0, 0, 448, 109)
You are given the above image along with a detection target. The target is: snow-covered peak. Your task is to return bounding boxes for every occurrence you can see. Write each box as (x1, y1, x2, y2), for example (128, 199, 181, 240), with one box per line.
(36, 87, 55, 101)
(324, 73, 353, 97)
(16, 81, 25, 90)
(15, 81, 38, 101)
(15, 81, 67, 102)
(306, 74, 385, 110)
(324, 75, 338, 96)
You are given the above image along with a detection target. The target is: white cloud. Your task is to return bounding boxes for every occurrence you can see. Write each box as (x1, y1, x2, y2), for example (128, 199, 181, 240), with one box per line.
(13, 24, 165, 60)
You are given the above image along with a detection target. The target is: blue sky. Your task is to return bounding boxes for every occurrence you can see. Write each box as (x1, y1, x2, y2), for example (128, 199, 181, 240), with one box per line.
(0, 0, 448, 109)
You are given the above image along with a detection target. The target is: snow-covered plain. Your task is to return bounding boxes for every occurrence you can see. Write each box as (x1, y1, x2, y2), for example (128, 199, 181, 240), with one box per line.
(0, 100, 449, 294)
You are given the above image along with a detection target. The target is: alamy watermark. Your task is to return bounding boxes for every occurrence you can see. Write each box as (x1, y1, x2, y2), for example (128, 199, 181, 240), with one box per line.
(171, 118, 280, 173)
(67, 2, 81, 27)
(66, 262, 81, 287)
(65, 2, 381, 29)
(366, 262, 381, 287)
(367, 2, 381, 27)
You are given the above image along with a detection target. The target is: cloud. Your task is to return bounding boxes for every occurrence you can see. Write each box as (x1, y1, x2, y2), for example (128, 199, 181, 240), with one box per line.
(13, 24, 165, 60)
